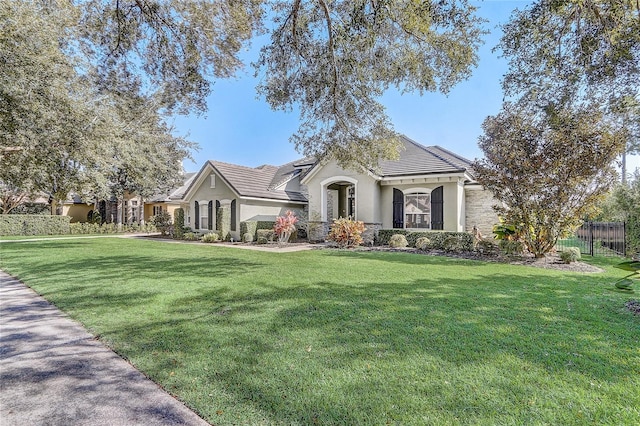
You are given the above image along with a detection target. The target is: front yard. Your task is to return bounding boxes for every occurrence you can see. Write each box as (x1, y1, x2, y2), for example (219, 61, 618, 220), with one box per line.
(1, 238, 638, 425)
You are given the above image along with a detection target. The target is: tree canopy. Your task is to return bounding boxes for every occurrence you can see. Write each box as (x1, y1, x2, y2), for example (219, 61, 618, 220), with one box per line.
(497, 0, 640, 167)
(78, 0, 486, 169)
(473, 103, 625, 257)
(0, 0, 193, 212)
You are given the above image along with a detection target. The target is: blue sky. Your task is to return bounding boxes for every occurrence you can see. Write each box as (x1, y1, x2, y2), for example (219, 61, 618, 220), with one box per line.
(172, 0, 639, 174)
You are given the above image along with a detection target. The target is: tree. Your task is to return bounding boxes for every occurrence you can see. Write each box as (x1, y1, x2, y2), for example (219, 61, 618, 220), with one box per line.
(95, 87, 196, 222)
(473, 103, 625, 257)
(78, 0, 486, 170)
(78, 0, 263, 114)
(1, 1, 194, 214)
(0, 0, 107, 213)
(498, 0, 640, 173)
(256, 0, 486, 169)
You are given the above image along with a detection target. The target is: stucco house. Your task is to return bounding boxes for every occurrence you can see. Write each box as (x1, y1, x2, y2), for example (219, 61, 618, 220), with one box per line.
(177, 136, 498, 241)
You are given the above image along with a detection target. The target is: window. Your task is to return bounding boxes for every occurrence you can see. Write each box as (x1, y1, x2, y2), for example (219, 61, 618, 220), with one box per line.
(210, 174, 216, 188)
(200, 202, 208, 230)
(153, 205, 163, 216)
(404, 192, 431, 229)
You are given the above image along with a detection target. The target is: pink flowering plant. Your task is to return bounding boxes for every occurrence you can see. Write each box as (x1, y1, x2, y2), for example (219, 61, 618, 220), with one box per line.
(274, 211, 298, 243)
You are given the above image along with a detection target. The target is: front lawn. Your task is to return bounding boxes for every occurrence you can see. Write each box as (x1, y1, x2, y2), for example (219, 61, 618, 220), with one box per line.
(1, 238, 638, 425)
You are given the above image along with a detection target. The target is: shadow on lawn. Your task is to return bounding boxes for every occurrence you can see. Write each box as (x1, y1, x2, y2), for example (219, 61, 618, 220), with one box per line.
(104, 273, 636, 424)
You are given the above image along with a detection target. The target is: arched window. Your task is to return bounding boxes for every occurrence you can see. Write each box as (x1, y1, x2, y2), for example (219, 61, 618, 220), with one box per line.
(404, 192, 431, 229)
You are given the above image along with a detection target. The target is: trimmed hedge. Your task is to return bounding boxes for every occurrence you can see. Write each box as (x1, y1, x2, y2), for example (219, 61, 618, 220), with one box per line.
(0, 214, 71, 236)
(69, 222, 156, 235)
(376, 229, 474, 251)
(256, 229, 275, 244)
(240, 220, 277, 242)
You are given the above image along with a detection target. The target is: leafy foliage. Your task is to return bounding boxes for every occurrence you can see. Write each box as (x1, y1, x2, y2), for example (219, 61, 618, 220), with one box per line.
(593, 170, 640, 256)
(173, 208, 185, 240)
(389, 234, 408, 248)
(274, 211, 298, 243)
(473, 104, 624, 257)
(497, 0, 639, 162)
(0, 214, 70, 236)
(327, 217, 366, 248)
(415, 237, 432, 251)
(201, 232, 220, 243)
(256, 229, 275, 244)
(255, 0, 486, 169)
(559, 247, 581, 264)
(0, 1, 194, 213)
(150, 211, 172, 236)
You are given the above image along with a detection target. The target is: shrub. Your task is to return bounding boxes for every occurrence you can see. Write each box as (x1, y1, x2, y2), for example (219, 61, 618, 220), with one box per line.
(443, 235, 466, 252)
(243, 232, 253, 243)
(0, 214, 71, 236)
(389, 234, 408, 248)
(90, 210, 102, 224)
(274, 211, 298, 243)
(415, 237, 432, 251)
(257, 229, 275, 244)
(476, 238, 499, 255)
(376, 230, 474, 252)
(559, 247, 581, 264)
(327, 218, 366, 248)
(499, 240, 525, 256)
(183, 232, 198, 241)
(174, 208, 185, 239)
(151, 211, 172, 236)
(201, 232, 219, 243)
(240, 221, 258, 241)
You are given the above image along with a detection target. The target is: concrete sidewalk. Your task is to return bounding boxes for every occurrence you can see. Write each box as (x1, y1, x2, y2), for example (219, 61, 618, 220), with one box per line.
(0, 270, 209, 426)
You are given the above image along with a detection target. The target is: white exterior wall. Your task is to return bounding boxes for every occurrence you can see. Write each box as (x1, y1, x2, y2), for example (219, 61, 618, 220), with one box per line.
(304, 160, 380, 224)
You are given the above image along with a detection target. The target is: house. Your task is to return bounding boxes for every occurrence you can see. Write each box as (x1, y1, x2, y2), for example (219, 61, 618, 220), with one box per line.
(58, 173, 197, 225)
(178, 136, 498, 241)
(175, 160, 311, 239)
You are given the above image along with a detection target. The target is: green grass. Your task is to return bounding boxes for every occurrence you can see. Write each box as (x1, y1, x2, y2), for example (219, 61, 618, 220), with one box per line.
(1, 238, 638, 425)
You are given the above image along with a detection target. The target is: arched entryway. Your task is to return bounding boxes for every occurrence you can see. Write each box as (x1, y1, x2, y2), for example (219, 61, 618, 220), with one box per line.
(320, 176, 357, 221)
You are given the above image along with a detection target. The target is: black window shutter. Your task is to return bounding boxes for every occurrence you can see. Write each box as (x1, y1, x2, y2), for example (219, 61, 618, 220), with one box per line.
(393, 188, 404, 229)
(431, 186, 444, 230)
(215, 200, 221, 230)
(194, 201, 200, 229)
(208, 201, 213, 230)
(231, 200, 237, 231)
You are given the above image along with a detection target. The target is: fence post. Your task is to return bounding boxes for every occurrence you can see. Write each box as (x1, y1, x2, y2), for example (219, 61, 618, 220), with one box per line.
(589, 221, 594, 256)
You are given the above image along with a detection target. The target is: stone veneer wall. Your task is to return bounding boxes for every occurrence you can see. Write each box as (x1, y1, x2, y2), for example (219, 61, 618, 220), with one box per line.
(307, 221, 330, 242)
(465, 189, 500, 237)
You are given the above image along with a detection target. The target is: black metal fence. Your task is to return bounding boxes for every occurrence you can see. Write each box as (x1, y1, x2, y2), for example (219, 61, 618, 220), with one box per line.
(557, 221, 626, 257)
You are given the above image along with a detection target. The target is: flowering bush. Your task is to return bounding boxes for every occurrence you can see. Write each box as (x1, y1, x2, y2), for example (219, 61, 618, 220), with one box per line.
(274, 211, 298, 243)
(327, 217, 366, 248)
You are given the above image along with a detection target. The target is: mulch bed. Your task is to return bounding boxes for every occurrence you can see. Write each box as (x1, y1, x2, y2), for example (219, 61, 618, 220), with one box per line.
(348, 246, 604, 273)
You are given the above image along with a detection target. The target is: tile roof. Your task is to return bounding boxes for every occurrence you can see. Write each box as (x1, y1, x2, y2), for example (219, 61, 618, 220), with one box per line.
(209, 161, 307, 203)
(378, 136, 472, 177)
(157, 172, 197, 202)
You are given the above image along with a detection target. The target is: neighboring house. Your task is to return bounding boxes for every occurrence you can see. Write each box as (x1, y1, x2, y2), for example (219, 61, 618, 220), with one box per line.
(59, 173, 197, 225)
(144, 172, 197, 223)
(179, 136, 498, 241)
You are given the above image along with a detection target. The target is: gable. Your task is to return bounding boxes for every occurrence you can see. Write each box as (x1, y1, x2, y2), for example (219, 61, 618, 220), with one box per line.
(180, 160, 307, 204)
